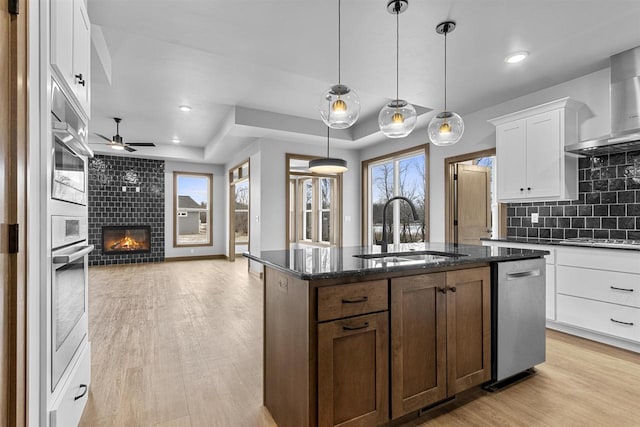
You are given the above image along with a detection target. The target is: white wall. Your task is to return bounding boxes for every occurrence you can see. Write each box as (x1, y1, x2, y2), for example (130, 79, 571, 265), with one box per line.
(360, 67, 611, 242)
(164, 161, 226, 257)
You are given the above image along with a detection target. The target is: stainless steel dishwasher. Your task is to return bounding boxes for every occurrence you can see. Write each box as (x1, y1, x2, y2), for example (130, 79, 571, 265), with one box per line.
(490, 258, 546, 386)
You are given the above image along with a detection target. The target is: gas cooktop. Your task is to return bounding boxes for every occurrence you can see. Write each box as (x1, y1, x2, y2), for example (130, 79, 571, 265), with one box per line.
(559, 238, 640, 249)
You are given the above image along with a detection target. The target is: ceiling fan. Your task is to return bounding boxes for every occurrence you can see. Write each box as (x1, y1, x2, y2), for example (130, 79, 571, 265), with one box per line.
(94, 118, 156, 152)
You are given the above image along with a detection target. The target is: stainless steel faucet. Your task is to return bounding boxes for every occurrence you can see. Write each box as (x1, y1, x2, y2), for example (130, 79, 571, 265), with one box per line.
(377, 196, 419, 253)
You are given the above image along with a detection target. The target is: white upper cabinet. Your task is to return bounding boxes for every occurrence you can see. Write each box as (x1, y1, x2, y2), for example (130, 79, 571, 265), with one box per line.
(489, 98, 582, 202)
(51, 0, 91, 119)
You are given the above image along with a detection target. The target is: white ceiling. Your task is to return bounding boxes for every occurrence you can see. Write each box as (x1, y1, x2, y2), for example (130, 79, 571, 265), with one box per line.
(87, 0, 640, 163)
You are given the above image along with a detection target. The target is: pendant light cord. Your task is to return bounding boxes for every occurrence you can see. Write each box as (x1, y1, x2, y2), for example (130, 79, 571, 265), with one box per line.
(443, 26, 447, 111)
(337, 0, 341, 85)
(326, 126, 331, 158)
(396, 9, 399, 102)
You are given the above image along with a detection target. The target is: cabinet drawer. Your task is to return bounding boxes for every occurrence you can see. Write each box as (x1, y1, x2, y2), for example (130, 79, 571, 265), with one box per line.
(317, 280, 388, 322)
(557, 295, 640, 342)
(50, 342, 91, 427)
(556, 247, 640, 273)
(557, 265, 640, 308)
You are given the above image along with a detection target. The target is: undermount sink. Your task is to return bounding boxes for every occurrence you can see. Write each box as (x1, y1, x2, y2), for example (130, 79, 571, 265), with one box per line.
(353, 250, 467, 260)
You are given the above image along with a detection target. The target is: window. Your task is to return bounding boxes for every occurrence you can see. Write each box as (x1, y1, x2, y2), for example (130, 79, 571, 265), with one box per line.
(234, 180, 249, 244)
(362, 145, 429, 246)
(173, 172, 213, 247)
(286, 154, 342, 248)
(229, 160, 250, 260)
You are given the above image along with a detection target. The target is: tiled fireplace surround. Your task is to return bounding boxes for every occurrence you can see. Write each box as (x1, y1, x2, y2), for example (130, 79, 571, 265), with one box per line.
(506, 150, 640, 240)
(88, 155, 165, 265)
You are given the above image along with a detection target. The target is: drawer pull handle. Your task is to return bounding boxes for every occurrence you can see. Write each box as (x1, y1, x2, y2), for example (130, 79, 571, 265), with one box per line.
(507, 269, 540, 280)
(610, 286, 634, 292)
(342, 296, 368, 304)
(74, 384, 88, 401)
(343, 322, 369, 331)
(610, 318, 634, 326)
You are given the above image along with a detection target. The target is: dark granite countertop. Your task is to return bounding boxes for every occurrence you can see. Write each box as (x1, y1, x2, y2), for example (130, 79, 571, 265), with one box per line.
(481, 237, 640, 251)
(244, 242, 548, 280)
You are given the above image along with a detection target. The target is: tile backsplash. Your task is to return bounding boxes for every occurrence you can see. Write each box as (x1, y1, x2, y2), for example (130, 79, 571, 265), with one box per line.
(506, 150, 640, 240)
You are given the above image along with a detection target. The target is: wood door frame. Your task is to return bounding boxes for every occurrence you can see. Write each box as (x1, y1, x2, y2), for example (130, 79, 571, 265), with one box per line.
(285, 153, 343, 249)
(2, 0, 28, 424)
(228, 159, 250, 262)
(444, 148, 507, 244)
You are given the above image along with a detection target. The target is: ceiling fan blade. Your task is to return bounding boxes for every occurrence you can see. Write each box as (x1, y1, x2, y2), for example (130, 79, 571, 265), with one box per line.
(124, 146, 137, 152)
(95, 133, 113, 142)
(126, 142, 156, 147)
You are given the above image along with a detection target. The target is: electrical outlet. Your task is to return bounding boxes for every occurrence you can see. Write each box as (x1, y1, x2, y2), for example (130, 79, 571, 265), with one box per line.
(531, 213, 539, 224)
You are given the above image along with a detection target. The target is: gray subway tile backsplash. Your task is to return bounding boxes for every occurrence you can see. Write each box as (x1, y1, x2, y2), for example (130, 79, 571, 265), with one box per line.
(506, 150, 640, 240)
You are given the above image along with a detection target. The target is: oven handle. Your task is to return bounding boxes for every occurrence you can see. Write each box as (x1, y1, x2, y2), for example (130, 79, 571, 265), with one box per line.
(52, 121, 94, 158)
(53, 245, 94, 265)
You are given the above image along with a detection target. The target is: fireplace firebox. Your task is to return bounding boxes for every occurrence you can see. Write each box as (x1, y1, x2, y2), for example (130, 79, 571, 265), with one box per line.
(102, 226, 151, 255)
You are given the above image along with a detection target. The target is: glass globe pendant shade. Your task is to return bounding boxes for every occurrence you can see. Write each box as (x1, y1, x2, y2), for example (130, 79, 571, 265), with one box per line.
(308, 157, 348, 174)
(428, 111, 464, 146)
(319, 84, 361, 129)
(378, 100, 417, 138)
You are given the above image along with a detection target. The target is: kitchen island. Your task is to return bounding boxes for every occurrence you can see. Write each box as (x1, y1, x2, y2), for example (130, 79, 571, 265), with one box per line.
(245, 243, 548, 427)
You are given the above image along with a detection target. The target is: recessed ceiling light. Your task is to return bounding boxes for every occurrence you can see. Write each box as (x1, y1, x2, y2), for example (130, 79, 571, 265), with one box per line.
(172, 138, 180, 144)
(178, 105, 192, 112)
(505, 51, 529, 64)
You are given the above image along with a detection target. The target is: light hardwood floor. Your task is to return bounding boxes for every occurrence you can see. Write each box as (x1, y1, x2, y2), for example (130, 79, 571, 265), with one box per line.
(80, 259, 640, 427)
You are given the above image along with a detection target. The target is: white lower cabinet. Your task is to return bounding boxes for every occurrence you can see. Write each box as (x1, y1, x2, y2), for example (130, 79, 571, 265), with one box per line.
(50, 342, 91, 427)
(555, 246, 640, 349)
(556, 294, 639, 342)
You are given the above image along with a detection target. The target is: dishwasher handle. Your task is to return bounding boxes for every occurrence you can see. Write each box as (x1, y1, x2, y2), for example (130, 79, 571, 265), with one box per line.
(506, 269, 541, 280)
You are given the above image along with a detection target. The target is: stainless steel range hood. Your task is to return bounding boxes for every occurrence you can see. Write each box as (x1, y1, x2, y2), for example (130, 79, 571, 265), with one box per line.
(565, 46, 640, 156)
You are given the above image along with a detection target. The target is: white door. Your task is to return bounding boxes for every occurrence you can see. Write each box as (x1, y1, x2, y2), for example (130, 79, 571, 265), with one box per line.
(526, 110, 561, 199)
(496, 119, 526, 200)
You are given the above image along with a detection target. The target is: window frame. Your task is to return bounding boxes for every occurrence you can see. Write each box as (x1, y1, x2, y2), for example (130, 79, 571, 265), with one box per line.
(173, 171, 214, 248)
(228, 160, 250, 261)
(285, 153, 343, 249)
(361, 144, 430, 246)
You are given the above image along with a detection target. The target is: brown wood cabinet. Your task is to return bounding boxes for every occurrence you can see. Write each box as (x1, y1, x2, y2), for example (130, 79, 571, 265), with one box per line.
(445, 267, 492, 395)
(318, 312, 389, 427)
(390, 267, 491, 419)
(263, 263, 492, 427)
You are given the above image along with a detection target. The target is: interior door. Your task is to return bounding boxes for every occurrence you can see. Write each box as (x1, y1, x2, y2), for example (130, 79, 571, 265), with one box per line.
(456, 164, 491, 245)
(1, 0, 28, 425)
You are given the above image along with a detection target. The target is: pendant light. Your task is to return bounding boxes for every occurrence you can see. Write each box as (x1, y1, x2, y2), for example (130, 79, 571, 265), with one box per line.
(319, 0, 360, 129)
(428, 21, 464, 146)
(309, 126, 348, 174)
(379, 0, 416, 138)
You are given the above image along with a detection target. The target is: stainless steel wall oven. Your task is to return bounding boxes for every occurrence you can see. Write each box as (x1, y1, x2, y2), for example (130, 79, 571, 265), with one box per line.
(51, 215, 93, 390)
(51, 79, 93, 205)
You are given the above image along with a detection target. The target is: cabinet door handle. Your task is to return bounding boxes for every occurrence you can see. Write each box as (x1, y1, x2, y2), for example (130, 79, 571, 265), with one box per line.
(341, 296, 368, 304)
(448, 287, 457, 293)
(610, 286, 634, 292)
(520, 188, 524, 192)
(438, 287, 447, 294)
(343, 322, 369, 331)
(610, 318, 634, 326)
(75, 73, 86, 87)
(527, 187, 531, 191)
(74, 384, 88, 400)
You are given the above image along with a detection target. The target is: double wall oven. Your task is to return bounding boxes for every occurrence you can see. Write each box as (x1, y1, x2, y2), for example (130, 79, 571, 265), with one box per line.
(50, 78, 94, 391)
